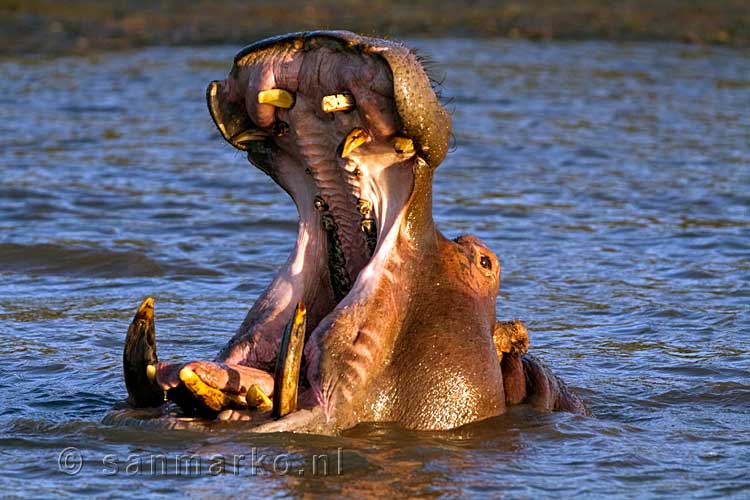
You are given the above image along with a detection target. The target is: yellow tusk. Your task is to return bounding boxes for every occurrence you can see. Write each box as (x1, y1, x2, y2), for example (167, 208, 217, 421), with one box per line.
(321, 93, 356, 113)
(257, 89, 295, 108)
(123, 297, 163, 408)
(179, 366, 246, 411)
(231, 129, 269, 145)
(272, 302, 307, 418)
(136, 296, 154, 321)
(341, 128, 369, 158)
(394, 136, 415, 154)
(146, 364, 156, 383)
(246, 384, 272, 409)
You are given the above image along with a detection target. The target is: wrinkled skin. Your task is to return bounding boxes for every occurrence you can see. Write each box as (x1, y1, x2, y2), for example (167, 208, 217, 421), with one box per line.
(114, 31, 584, 434)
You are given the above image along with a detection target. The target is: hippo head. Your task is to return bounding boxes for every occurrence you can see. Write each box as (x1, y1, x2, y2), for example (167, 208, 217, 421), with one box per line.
(119, 31, 583, 434)
(204, 31, 455, 329)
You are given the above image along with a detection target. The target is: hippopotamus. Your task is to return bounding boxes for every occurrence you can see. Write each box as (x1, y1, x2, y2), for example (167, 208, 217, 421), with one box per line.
(118, 31, 584, 434)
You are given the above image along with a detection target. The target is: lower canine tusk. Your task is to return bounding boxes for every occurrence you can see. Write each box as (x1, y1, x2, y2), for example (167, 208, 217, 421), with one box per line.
(272, 302, 307, 418)
(341, 128, 368, 158)
(123, 297, 164, 408)
(321, 93, 356, 113)
(257, 89, 295, 108)
(179, 366, 246, 411)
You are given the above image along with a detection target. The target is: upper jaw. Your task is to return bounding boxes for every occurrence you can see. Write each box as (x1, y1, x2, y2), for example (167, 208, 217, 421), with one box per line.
(205, 30, 444, 305)
(206, 30, 451, 170)
(205, 30, 451, 285)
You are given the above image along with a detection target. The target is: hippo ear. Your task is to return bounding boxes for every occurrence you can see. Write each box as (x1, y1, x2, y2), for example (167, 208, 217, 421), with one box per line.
(376, 45, 452, 169)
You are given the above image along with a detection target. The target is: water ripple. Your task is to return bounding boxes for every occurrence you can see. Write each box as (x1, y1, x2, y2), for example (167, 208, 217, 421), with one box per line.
(0, 41, 748, 497)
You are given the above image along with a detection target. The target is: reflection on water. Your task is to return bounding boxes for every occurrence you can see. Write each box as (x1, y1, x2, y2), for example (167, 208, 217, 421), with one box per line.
(0, 40, 749, 497)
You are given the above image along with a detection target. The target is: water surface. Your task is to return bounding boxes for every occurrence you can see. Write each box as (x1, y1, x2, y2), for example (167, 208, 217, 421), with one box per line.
(1, 40, 749, 497)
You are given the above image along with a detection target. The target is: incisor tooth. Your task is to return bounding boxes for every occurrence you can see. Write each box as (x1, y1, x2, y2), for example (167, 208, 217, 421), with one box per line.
(179, 367, 244, 411)
(394, 136, 415, 154)
(246, 384, 272, 409)
(137, 296, 154, 320)
(341, 128, 368, 158)
(321, 93, 356, 113)
(257, 89, 295, 108)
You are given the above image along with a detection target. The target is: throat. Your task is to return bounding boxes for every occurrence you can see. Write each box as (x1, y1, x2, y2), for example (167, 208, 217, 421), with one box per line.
(296, 136, 378, 306)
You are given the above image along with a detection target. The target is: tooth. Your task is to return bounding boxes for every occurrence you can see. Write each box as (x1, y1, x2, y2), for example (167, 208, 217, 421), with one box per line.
(394, 136, 415, 154)
(272, 303, 307, 418)
(123, 297, 164, 408)
(231, 129, 269, 145)
(357, 199, 371, 215)
(360, 218, 375, 233)
(314, 196, 328, 212)
(138, 297, 154, 318)
(179, 366, 246, 411)
(353, 167, 363, 178)
(257, 89, 295, 108)
(321, 213, 336, 231)
(179, 366, 224, 411)
(146, 364, 156, 383)
(341, 128, 368, 158)
(246, 384, 272, 409)
(321, 92, 356, 113)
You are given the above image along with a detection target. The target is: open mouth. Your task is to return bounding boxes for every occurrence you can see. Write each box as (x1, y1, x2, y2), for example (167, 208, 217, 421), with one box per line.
(123, 31, 451, 431)
(207, 40, 418, 370)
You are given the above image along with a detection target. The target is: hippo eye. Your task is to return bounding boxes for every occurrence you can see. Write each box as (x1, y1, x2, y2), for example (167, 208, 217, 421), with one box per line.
(480, 255, 492, 270)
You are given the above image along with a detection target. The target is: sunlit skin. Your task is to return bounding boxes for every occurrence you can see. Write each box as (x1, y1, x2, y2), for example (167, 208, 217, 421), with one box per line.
(121, 31, 585, 434)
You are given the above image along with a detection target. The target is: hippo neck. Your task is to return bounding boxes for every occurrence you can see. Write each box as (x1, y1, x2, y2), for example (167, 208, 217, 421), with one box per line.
(312, 160, 450, 425)
(402, 159, 439, 250)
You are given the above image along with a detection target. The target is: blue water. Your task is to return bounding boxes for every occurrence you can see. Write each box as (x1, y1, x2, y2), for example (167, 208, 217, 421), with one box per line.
(1, 39, 749, 497)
